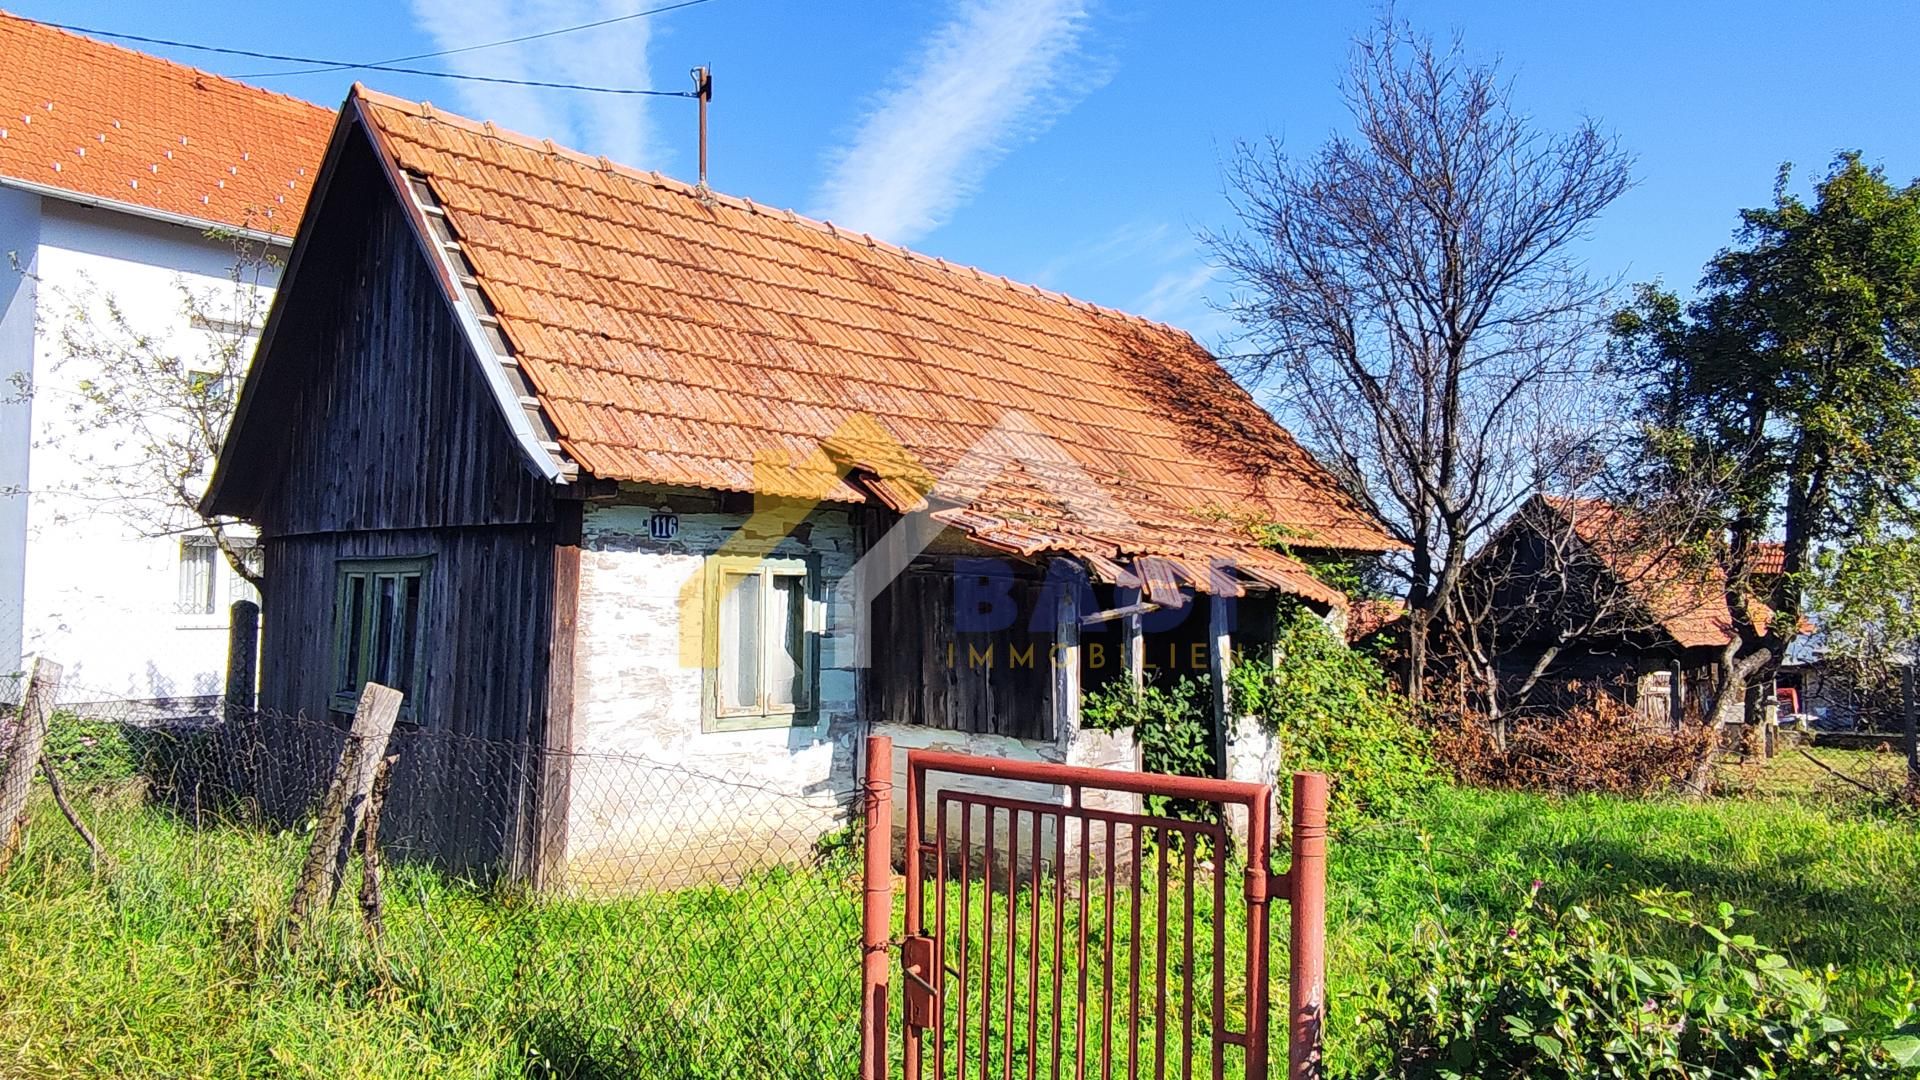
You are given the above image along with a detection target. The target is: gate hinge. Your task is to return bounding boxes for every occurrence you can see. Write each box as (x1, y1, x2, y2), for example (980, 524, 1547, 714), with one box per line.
(901, 934, 939, 1030)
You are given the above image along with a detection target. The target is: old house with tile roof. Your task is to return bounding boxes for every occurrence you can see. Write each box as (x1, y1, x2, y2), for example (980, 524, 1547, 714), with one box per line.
(0, 13, 331, 699)
(204, 86, 1395, 884)
(1462, 495, 1794, 725)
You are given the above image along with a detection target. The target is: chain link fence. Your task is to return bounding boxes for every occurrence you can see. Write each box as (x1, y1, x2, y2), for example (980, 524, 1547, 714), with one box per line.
(1712, 725, 1916, 807)
(1, 675, 871, 1076)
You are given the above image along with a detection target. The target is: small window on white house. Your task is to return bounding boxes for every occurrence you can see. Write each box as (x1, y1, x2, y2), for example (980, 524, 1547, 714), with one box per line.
(332, 558, 430, 720)
(228, 542, 264, 608)
(704, 555, 816, 731)
(179, 536, 262, 617)
(176, 538, 218, 614)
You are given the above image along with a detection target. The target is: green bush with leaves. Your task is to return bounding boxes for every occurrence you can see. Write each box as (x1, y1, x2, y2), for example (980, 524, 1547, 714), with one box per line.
(1348, 886, 1920, 1079)
(1231, 610, 1436, 824)
(1082, 675, 1215, 821)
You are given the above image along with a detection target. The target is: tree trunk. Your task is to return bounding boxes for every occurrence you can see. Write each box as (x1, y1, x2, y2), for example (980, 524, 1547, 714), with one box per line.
(1406, 608, 1429, 707)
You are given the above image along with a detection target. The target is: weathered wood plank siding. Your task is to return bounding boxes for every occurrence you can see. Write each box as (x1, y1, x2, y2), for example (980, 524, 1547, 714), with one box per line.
(236, 128, 565, 874)
(871, 561, 1056, 741)
(246, 137, 553, 536)
(260, 526, 557, 872)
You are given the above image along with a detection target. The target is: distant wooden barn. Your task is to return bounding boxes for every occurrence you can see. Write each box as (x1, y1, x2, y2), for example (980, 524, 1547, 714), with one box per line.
(1462, 496, 1790, 723)
(204, 88, 1395, 886)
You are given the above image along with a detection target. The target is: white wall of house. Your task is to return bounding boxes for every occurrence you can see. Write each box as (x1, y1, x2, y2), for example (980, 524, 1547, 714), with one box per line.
(5, 194, 277, 698)
(563, 498, 863, 890)
(0, 185, 40, 684)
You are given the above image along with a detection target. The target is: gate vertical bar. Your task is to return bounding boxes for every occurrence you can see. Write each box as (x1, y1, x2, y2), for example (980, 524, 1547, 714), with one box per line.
(1243, 790, 1273, 1080)
(905, 751, 926, 1079)
(1288, 773, 1328, 1080)
(863, 735, 895, 1080)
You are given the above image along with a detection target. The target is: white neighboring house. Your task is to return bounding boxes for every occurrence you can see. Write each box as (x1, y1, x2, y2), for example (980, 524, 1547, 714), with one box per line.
(0, 14, 331, 698)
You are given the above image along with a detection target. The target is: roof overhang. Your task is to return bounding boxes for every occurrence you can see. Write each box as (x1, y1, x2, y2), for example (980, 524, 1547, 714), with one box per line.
(0, 175, 293, 247)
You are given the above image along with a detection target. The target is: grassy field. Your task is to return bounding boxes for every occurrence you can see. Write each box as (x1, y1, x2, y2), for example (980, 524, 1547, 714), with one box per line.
(0, 776, 1916, 1078)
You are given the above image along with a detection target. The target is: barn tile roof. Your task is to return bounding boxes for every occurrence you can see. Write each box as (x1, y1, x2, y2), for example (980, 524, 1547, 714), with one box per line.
(0, 12, 332, 236)
(1749, 541, 1786, 577)
(1540, 497, 1781, 650)
(347, 89, 1396, 605)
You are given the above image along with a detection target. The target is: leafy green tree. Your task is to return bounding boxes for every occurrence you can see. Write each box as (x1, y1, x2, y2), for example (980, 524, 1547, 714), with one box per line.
(1612, 153, 1920, 727)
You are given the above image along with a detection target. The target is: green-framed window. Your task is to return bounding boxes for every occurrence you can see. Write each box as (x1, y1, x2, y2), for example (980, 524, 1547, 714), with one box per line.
(331, 557, 431, 719)
(702, 554, 817, 731)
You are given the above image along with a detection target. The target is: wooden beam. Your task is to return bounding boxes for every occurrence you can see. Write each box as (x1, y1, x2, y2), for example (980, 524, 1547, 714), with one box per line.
(1117, 586, 1145, 691)
(286, 681, 404, 942)
(0, 657, 61, 875)
(1052, 563, 1081, 746)
(533, 503, 583, 891)
(1209, 595, 1231, 779)
(1080, 600, 1160, 627)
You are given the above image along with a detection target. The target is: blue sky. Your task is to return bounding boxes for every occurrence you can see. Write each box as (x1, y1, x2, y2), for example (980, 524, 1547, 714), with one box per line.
(20, 1, 1920, 349)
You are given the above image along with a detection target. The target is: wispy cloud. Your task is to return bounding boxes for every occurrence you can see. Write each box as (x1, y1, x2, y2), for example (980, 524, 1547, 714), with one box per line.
(406, 0, 659, 169)
(812, 0, 1104, 245)
(1030, 219, 1231, 344)
(1136, 263, 1217, 324)
(1137, 261, 1232, 344)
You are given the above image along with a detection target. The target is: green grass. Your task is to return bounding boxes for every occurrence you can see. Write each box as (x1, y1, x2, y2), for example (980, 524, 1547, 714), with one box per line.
(1324, 785, 1920, 1028)
(0, 787, 863, 1078)
(1, 781, 1916, 1078)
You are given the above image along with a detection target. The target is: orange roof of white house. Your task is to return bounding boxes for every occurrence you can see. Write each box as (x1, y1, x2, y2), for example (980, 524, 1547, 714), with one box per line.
(332, 89, 1394, 604)
(0, 12, 332, 237)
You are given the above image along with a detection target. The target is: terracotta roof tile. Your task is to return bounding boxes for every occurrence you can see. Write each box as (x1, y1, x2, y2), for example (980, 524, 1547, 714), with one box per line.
(1541, 497, 1782, 650)
(0, 13, 331, 234)
(348, 88, 1393, 600)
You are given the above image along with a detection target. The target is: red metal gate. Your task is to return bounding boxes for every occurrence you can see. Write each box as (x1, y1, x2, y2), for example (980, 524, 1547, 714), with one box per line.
(861, 736, 1327, 1080)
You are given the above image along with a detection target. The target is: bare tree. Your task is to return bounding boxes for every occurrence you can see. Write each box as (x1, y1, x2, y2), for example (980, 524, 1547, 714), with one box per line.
(1207, 16, 1632, 704)
(28, 232, 273, 591)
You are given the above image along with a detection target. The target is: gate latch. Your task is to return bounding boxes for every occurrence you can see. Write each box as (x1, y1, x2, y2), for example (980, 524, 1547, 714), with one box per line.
(901, 934, 939, 1030)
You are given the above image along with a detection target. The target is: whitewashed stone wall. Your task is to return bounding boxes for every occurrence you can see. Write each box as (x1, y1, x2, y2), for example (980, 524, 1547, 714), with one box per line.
(873, 711, 1140, 879)
(562, 498, 861, 891)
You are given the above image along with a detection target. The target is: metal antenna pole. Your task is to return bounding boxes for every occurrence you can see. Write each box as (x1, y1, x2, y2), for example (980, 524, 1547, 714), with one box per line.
(690, 65, 712, 186)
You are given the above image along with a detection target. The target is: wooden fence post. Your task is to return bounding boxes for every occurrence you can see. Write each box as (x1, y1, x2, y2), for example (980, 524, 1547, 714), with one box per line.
(286, 682, 403, 941)
(1904, 661, 1917, 798)
(0, 657, 61, 875)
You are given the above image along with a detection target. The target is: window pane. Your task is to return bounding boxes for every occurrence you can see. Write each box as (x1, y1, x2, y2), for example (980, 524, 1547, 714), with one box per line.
(339, 575, 367, 694)
(228, 543, 263, 607)
(397, 575, 422, 698)
(177, 542, 217, 614)
(767, 573, 807, 709)
(371, 574, 398, 687)
(718, 571, 760, 710)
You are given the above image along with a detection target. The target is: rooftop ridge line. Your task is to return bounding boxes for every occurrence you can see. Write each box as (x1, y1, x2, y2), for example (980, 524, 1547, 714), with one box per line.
(4, 12, 331, 118)
(348, 85, 1192, 339)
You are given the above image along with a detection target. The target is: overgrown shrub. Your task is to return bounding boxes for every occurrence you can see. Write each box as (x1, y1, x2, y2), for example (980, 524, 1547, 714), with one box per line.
(1434, 691, 1714, 796)
(1346, 885, 1920, 1079)
(1232, 611, 1436, 824)
(1082, 675, 1216, 821)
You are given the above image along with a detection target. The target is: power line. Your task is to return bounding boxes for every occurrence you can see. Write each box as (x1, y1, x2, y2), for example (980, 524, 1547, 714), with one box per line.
(233, 0, 720, 80)
(38, 17, 705, 97)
